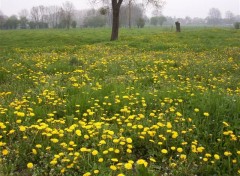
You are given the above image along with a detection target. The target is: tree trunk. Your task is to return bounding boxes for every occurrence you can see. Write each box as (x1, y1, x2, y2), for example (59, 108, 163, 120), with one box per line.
(110, 0, 123, 41)
(128, 0, 132, 29)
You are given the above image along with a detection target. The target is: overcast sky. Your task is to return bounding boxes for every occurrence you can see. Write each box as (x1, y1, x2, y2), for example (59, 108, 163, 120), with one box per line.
(0, 0, 239, 18)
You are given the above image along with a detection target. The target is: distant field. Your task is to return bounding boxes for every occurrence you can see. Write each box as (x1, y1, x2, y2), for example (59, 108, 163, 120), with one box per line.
(0, 27, 239, 175)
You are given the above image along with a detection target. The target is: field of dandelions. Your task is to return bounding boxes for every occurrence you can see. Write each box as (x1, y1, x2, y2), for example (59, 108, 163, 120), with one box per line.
(0, 28, 239, 175)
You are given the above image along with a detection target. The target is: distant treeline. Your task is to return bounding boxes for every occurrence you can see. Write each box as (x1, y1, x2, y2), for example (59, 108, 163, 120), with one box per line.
(0, 2, 240, 30)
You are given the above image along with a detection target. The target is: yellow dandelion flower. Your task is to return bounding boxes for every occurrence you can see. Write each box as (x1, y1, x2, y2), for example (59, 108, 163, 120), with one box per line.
(60, 168, 65, 173)
(50, 160, 58, 165)
(161, 149, 168, 154)
(205, 153, 212, 158)
(117, 174, 125, 176)
(203, 112, 209, 117)
(170, 163, 177, 168)
(166, 122, 172, 128)
(17, 112, 25, 117)
(120, 141, 126, 145)
(177, 148, 183, 153)
(150, 157, 156, 162)
(19, 126, 26, 132)
(108, 147, 114, 151)
(110, 165, 117, 171)
(99, 140, 106, 145)
(126, 138, 132, 143)
(176, 112, 182, 117)
(171, 146, 176, 150)
(93, 170, 99, 174)
(126, 148, 132, 153)
(194, 108, 199, 112)
(111, 158, 118, 162)
(203, 158, 208, 162)
(16, 120, 22, 124)
(197, 147, 205, 153)
(84, 135, 90, 139)
(0, 142, 6, 147)
(8, 129, 15, 134)
(47, 113, 54, 117)
(32, 149, 37, 155)
(75, 130, 82, 136)
(224, 151, 232, 156)
(214, 154, 220, 160)
(180, 154, 187, 160)
(172, 132, 178, 138)
(27, 162, 34, 169)
(83, 172, 91, 176)
(124, 162, 133, 170)
(92, 150, 98, 156)
(149, 113, 155, 117)
(136, 159, 148, 167)
(2, 149, 9, 155)
(29, 112, 35, 117)
(114, 149, 120, 153)
(103, 150, 108, 154)
(222, 121, 229, 127)
(50, 138, 59, 143)
(69, 141, 75, 145)
(46, 146, 51, 150)
(36, 144, 42, 148)
(54, 154, 60, 159)
(23, 136, 28, 139)
(98, 158, 104, 162)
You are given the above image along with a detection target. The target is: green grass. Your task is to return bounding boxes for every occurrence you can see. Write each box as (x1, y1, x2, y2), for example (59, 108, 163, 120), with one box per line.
(1, 27, 239, 50)
(0, 28, 111, 48)
(0, 27, 239, 176)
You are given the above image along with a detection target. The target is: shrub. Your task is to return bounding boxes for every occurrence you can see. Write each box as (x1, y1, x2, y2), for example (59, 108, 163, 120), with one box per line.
(136, 18, 145, 28)
(71, 21, 77, 28)
(233, 22, 240, 29)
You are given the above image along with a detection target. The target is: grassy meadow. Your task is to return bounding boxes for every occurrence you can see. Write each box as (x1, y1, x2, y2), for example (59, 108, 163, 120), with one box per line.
(0, 27, 240, 175)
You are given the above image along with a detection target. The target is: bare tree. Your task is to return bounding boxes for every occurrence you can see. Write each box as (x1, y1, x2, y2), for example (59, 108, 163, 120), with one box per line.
(0, 11, 7, 29)
(152, 9, 162, 17)
(225, 11, 235, 24)
(207, 8, 222, 25)
(30, 6, 40, 25)
(18, 9, 29, 29)
(128, 0, 133, 28)
(19, 9, 29, 19)
(61, 1, 75, 29)
(120, 3, 145, 27)
(91, 0, 165, 41)
(47, 6, 62, 28)
(39, 5, 47, 23)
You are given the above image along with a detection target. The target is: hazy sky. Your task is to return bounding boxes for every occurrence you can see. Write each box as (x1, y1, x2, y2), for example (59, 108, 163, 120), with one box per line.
(0, 0, 239, 18)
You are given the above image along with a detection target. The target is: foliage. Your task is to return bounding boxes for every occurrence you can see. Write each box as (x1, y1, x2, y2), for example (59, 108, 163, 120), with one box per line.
(4, 15, 19, 29)
(0, 27, 240, 175)
(19, 17, 28, 29)
(83, 16, 106, 28)
(136, 18, 145, 28)
(99, 7, 109, 15)
(234, 22, 240, 29)
(150, 16, 167, 26)
(28, 22, 48, 29)
(71, 21, 77, 28)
